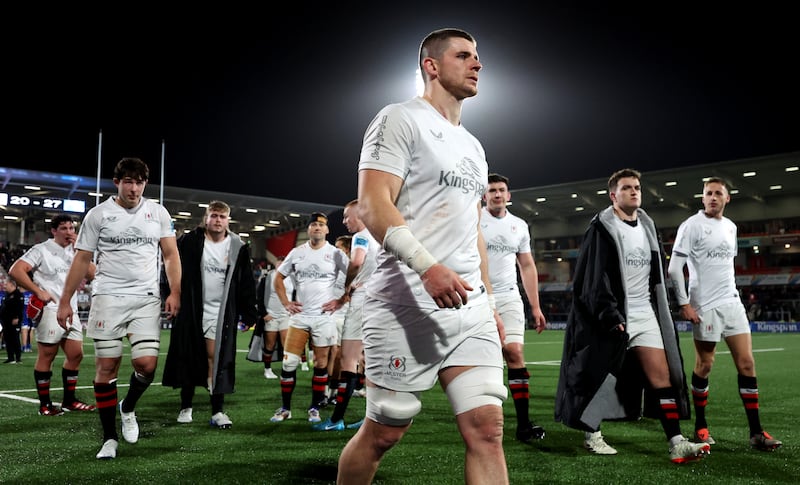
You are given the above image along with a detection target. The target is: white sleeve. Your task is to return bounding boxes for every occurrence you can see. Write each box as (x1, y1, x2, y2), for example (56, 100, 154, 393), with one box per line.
(358, 103, 414, 179)
(667, 253, 690, 306)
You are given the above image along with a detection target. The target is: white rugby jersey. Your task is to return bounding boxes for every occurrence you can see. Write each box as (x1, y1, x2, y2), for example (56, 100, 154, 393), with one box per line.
(350, 227, 379, 291)
(202, 236, 230, 322)
(481, 207, 530, 294)
(19, 239, 78, 310)
(334, 269, 346, 299)
(278, 241, 348, 315)
(75, 197, 175, 296)
(265, 269, 293, 318)
(672, 210, 740, 312)
(614, 217, 652, 311)
(359, 97, 487, 308)
(332, 270, 349, 317)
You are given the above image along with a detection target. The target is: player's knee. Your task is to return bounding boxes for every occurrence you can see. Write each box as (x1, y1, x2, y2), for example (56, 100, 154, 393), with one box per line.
(133, 370, 154, 385)
(445, 366, 508, 416)
(94, 339, 124, 358)
(130, 335, 160, 360)
(282, 352, 301, 372)
(366, 387, 421, 427)
(695, 358, 714, 375)
(64, 354, 83, 368)
(736, 356, 756, 375)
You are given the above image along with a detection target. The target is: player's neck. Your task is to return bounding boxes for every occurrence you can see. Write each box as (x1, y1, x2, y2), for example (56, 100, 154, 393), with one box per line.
(488, 207, 506, 218)
(421, 92, 462, 126)
(613, 206, 637, 221)
(114, 196, 140, 210)
(205, 230, 227, 243)
(308, 239, 326, 249)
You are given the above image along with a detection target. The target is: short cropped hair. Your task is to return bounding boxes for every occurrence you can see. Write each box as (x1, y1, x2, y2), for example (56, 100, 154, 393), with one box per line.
(488, 173, 510, 187)
(704, 177, 730, 192)
(336, 235, 352, 254)
(419, 28, 476, 79)
(608, 168, 641, 192)
(113, 157, 149, 182)
(344, 199, 358, 208)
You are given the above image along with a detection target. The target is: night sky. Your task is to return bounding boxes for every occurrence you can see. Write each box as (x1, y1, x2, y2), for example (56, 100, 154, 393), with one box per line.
(3, 4, 797, 205)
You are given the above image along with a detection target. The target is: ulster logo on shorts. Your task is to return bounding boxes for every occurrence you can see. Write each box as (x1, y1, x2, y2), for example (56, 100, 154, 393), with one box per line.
(383, 355, 406, 380)
(388, 355, 406, 372)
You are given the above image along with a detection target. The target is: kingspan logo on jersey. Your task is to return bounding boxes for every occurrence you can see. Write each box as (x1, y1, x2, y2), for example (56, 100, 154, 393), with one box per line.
(102, 227, 159, 246)
(386, 355, 407, 378)
(438, 157, 486, 196)
(204, 263, 227, 275)
(707, 241, 734, 260)
(295, 263, 328, 280)
(624, 247, 651, 269)
(486, 235, 517, 255)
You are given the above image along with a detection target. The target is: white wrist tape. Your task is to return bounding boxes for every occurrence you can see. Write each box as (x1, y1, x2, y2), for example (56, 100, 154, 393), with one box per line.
(383, 225, 438, 276)
(488, 294, 496, 311)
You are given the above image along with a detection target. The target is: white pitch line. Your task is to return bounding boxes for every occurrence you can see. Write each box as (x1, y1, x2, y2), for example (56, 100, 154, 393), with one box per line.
(526, 348, 784, 366)
(0, 384, 130, 405)
(0, 393, 39, 404)
(708, 348, 783, 355)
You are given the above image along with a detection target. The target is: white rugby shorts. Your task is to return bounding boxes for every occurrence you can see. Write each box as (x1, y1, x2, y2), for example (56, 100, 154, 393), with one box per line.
(36, 306, 84, 344)
(362, 295, 503, 392)
(341, 290, 366, 341)
(693, 301, 750, 342)
(288, 313, 338, 348)
(495, 291, 525, 345)
(626, 307, 664, 349)
(86, 294, 162, 341)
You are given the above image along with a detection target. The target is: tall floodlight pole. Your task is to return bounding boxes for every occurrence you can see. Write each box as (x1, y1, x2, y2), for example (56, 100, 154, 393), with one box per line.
(160, 139, 165, 205)
(93, 129, 103, 264)
(157, 139, 165, 319)
(96, 130, 102, 206)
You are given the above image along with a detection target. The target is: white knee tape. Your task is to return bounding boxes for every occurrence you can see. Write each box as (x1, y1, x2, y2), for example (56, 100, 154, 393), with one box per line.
(282, 352, 301, 372)
(445, 367, 508, 415)
(95, 339, 124, 358)
(129, 335, 160, 359)
(365, 386, 422, 426)
(134, 371, 154, 385)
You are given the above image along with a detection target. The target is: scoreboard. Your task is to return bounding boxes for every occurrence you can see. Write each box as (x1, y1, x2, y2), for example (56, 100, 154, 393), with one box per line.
(0, 192, 86, 213)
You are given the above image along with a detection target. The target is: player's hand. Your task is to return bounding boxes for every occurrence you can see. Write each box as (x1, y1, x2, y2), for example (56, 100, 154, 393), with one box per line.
(164, 294, 181, 319)
(420, 263, 472, 309)
(285, 301, 302, 315)
(56, 301, 73, 330)
(531, 309, 547, 334)
(680, 304, 701, 324)
(494, 310, 506, 344)
(321, 298, 344, 314)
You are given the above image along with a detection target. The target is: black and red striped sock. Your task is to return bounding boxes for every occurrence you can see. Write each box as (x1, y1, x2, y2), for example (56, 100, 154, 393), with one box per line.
(738, 374, 762, 436)
(34, 370, 52, 406)
(691, 372, 709, 431)
(94, 381, 119, 441)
